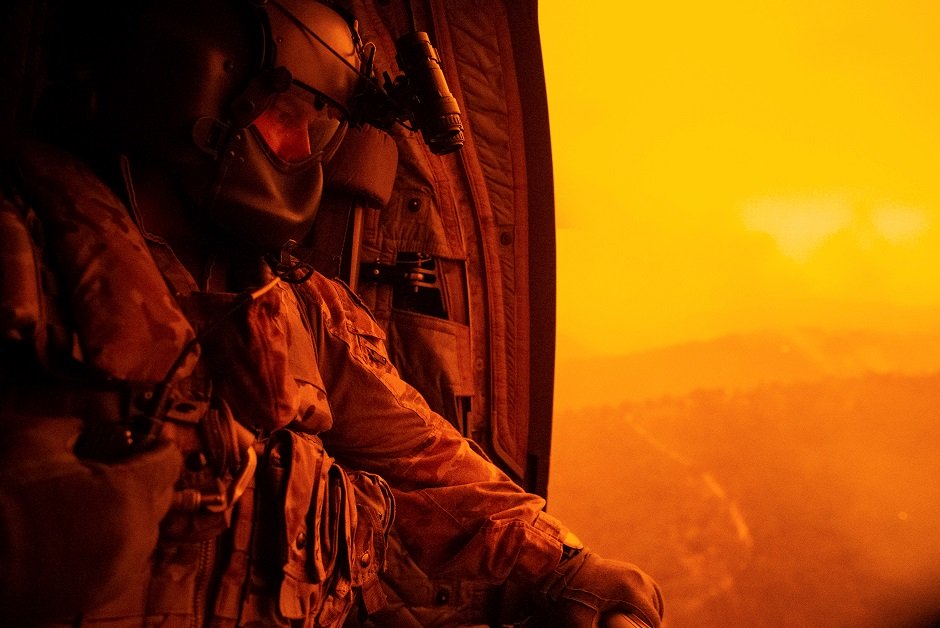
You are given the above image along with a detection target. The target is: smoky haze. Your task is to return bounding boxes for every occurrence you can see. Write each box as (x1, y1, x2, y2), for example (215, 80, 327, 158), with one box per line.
(541, 1, 940, 625)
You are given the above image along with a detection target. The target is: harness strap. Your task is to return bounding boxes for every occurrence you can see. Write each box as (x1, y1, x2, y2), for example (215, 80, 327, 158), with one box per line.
(209, 446, 262, 627)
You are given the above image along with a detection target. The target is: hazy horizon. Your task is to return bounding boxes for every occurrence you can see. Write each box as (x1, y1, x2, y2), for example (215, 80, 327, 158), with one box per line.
(554, 323, 940, 410)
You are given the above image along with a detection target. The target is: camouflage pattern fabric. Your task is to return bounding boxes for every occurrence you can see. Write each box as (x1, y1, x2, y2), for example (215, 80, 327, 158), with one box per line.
(1, 142, 570, 625)
(296, 274, 569, 586)
(14, 141, 197, 384)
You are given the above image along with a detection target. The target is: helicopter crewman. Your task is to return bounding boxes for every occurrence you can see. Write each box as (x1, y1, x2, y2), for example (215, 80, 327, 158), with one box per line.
(0, 1, 664, 625)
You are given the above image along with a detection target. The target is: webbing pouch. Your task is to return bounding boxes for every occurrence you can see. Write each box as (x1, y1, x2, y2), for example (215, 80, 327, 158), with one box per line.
(253, 430, 394, 625)
(346, 469, 395, 614)
(256, 429, 353, 624)
(262, 430, 331, 620)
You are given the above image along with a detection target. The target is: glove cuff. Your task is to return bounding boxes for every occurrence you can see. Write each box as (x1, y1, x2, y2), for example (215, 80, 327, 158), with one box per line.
(505, 511, 575, 585)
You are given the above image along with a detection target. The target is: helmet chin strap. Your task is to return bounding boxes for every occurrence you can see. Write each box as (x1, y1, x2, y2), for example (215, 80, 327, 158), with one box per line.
(191, 117, 231, 160)
(266, 239, 316, 284)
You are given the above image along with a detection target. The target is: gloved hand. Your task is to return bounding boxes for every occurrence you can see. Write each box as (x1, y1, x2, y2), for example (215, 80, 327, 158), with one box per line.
(538, 547, 665, 628)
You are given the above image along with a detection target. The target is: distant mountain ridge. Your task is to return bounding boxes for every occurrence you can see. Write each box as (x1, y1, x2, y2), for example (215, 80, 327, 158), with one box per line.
(554, 327, 940, 409)
(549, 369, 940, 627)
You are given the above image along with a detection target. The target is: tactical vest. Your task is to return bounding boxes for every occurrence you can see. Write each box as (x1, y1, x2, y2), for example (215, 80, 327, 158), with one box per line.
(0, 141, 393, 626)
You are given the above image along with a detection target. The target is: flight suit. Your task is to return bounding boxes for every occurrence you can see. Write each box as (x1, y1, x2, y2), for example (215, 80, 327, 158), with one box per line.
(0, 140, 570, 625)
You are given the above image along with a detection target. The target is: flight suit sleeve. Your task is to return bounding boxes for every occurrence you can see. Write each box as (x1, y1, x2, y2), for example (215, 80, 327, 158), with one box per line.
(299, 275, 567, 585)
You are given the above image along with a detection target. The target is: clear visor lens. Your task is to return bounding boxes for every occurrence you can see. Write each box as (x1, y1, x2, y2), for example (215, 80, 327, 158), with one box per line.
(251, 86, 346, 163)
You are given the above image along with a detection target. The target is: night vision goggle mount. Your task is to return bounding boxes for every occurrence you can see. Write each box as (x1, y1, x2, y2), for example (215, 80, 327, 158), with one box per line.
(237, 0, 465, 156)
(352, 30, 465, 155)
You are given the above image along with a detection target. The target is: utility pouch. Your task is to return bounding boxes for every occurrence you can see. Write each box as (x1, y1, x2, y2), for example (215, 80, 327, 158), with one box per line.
(246, 429, 393, 626)
(346, 468, 395, 615)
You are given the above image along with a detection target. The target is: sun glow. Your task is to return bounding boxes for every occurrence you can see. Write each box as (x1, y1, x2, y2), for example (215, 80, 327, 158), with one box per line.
(540, 0, 940, 359)
(742, 196, 932, 260)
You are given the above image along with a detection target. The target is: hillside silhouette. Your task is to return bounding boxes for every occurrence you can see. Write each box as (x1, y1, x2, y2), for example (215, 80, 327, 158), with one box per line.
(554, 328, 940, 409)
(549, 370, 940, 628)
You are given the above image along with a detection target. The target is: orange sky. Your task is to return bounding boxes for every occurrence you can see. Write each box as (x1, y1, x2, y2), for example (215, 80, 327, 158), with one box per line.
(539, 0, 940, 359)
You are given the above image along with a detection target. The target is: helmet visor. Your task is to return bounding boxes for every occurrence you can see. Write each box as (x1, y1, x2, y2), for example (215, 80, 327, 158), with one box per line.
(251, 85, 347, 164)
